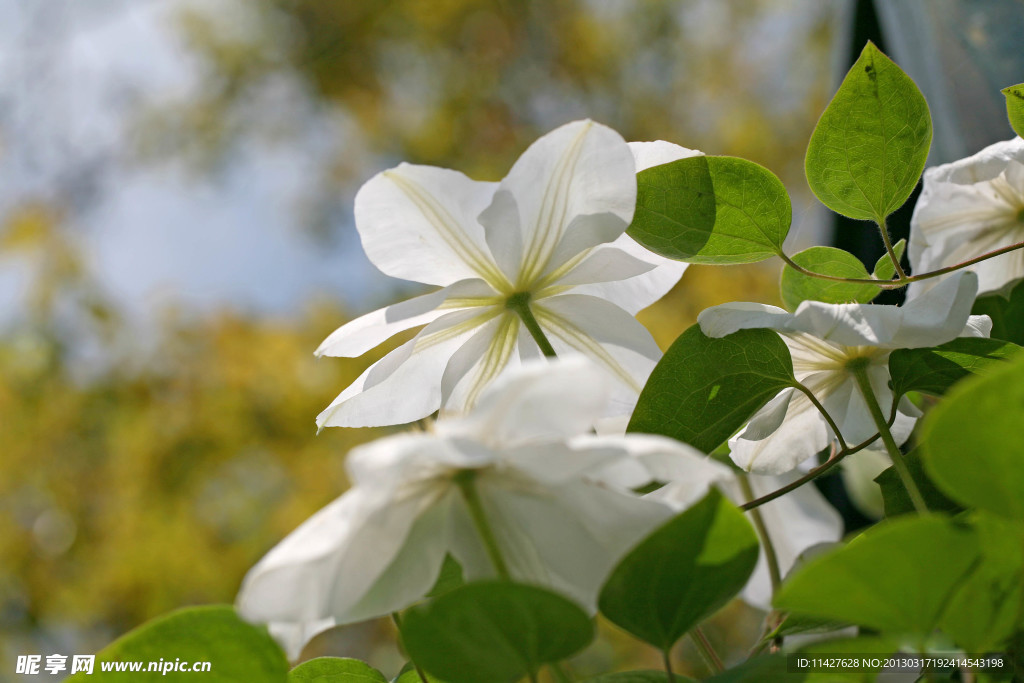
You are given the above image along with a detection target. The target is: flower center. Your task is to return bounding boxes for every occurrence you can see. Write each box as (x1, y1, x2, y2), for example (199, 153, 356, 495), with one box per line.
(504, 291, 532, 311)
(844, 355, 873, 373)
(1018, 206, 1024, 224)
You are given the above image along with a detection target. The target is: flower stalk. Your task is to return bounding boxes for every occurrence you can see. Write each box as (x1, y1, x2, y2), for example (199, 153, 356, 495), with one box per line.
(453, 469, 512, 580)
(877, 216, 908, 280)
(849, 362, 928, 514)
(506, 292, 558, 358)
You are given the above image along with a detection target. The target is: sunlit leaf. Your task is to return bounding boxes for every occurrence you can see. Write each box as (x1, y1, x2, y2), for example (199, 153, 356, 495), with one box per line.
(805, 42, 931, 222)
(401, 582, 593, 683)
(289, 658, 387, 682)
(628, 155, 791, 264)
(1003, 83, 1024, 138)
(66, 606, 288, 682)
(780, 246, 879, 309)
(774, 516, 979, 635)
(628, 324, 795, 453)
(939, 513, 1024, 652)
(598, 490, 759, 652)
(921, 353, 1024, 520)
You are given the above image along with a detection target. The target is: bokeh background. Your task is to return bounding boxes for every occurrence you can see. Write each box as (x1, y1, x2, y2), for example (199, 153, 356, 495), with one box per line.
(1, 0, 1020, 679)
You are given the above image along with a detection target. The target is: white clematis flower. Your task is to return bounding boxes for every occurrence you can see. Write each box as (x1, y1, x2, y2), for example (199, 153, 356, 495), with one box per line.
(237, 358, 677, 658)
(590, 436, 842, 611)
(316, 121, 694, 428)
(909, 136, 1024, 298)
(697, 271, 991, 475)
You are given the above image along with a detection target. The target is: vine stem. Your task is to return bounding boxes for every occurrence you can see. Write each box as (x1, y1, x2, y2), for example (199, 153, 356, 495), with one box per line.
(738, 477, 782, 594)
(506, 292, 558, 357)
(662, 648, 677, 683)
(792, 382, 849, 451)
(778, 238, 1024, 287)
(690, 627, 725, 674)
(453, 470, 512, 579)
(849, 362, 928, 514)
(877, 216, 908, 280)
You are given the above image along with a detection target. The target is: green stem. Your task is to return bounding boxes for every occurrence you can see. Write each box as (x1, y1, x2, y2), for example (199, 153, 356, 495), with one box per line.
(849, 363, 928, 514)
(779, 238, 1024, 287)
(877, 216, 908, 280)
(391, 613, 429, 683)
(738, 477, 782, 595)
(453, 470, 512, 580)
(662, 648, 677, 683)
(506, 292, 557, 357)
(793, 381, 849, 451)
(739, 476, 785, 650)
(742, 429, 885, 511)
(690, 627, 724, 674)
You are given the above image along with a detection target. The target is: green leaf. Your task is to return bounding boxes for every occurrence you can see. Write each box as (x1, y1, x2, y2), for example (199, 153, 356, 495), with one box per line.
(393, 666, 445, 683)
(598, 490, 759, 652)
(762, 614, 852, 643)
(582, 672, 696, 683)
(921, 353, 1024, 520)
(774, 516, 980, 636)
(872, 238, 905, 280)
(628, 324, 795, 453)
(972, 278, 1024, 345)
(939, 513, 1024, 652)
(888, 337, 1021, 400)
(805, 42, 932, 222)
(627, 155, 791, 264)
(67, 605, 288, 682)
(401, 581, 593, 683)
(426, 554, 464, 598)
(874, 448, 961, 518)
(289, 658, 387, 682)
(780, 246, 879, 310)
(1004, 83, 1024, 138)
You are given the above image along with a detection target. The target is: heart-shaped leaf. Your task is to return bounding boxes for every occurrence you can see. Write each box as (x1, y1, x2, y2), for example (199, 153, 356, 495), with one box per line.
(806, 42, 931, 222)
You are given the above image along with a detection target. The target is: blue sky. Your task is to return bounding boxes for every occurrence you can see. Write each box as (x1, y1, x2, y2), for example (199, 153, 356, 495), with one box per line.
(0, 0, 397, 329)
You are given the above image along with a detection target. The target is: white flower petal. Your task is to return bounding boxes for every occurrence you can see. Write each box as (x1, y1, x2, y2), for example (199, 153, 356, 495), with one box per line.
(317, 309, 493, 429)
(908, 137, 1024, 298)
(492, 120, 636, 285)
(477, 477, 672, 611)
(628, 140, 704, 171)
(338, 491, 458, 624)
(437, 356, 612, 446)
(536, 294, 661, 413)
(355, 163, 506, 288)
(439, 314, 520, 416)
(840, 447, 891, 520)
(561, 233, 688, 314)
(315, 279, 493, 358)
(502, 440, 624, 486)
(236, 482, 437, 637)
(548, 241, 656, 289)
(702, 272, 980, 349)
(266, 619, 336, 661)
(697, 302, 791, 338)
(963, 314, 993, 338)
(729, 388, 830, 474)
